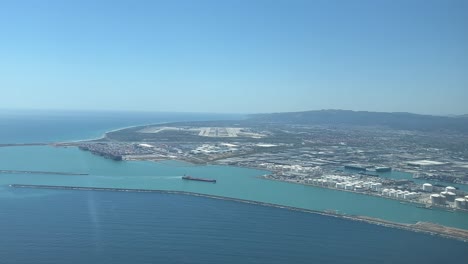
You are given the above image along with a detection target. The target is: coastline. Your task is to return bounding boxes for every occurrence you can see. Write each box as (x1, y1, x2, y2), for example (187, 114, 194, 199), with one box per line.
(9, 183, 468, 243)
(260, 176, 468, 214)
(3, 124, 468, 241)
(54, 123, 157, 144)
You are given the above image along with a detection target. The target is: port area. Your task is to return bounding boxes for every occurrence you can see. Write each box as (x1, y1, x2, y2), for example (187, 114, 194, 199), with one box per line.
(57, 121, 468, 187)
(263, 172, 468, 214)
(8, 184, 468, 242)
(52, 122, 468, 217)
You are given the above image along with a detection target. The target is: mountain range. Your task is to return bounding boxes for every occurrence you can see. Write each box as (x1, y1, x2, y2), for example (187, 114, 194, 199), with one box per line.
(248, 110, 468, 133)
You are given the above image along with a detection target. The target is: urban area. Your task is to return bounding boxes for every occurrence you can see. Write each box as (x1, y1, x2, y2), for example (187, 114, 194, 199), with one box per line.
(64, 121, 468, 212)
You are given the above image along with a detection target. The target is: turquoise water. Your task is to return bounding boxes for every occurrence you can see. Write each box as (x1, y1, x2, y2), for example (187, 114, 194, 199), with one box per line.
(1, 146, 468, 230)
(1, 112, 467, 263)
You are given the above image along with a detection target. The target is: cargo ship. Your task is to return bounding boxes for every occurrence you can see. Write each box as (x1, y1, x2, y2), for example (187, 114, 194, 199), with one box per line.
(182, 175, 216, 183)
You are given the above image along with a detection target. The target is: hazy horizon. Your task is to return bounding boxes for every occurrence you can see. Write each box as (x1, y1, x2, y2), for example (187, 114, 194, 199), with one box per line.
(1, 107, 466, 117)
(1, 0, 467, 115)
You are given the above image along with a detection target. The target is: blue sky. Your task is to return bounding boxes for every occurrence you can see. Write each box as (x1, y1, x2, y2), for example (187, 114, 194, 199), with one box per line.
(0, 0, 467, 115)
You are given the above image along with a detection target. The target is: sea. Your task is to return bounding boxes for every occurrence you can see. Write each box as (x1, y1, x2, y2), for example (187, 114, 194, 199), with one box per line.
(0, 110, 467, 263)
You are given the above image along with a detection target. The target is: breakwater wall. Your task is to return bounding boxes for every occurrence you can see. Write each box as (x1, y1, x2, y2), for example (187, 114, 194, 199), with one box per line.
(1, 170, 88, 176)
(9, 184, 468, 242)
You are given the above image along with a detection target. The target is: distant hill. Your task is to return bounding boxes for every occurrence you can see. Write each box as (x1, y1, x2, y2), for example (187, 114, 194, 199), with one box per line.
(248, 110, 468, 133)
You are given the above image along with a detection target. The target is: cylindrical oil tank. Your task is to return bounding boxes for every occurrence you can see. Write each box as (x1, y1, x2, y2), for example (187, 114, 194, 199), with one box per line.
(336, 182, 345, 189)
(422, 183, 433, 192)
(445, 192, 456, 202)
(404, 193, 413, 199)
(354, 185, 364, 192)
(455, 198, 466, 209)
(446, 186, 456, 193)
(382, 189, 389, 196)
(431, 194, 446, 205)
(397, 191, 405, 199)
(371, 183, 382, 191)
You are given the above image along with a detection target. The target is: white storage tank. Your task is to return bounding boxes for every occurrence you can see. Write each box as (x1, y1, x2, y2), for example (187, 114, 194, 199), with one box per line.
(445, 186, 456, 193)
(345, 184, 354, 190)
(382, 189, 389, 196)
(431, 194, 445, 205)
(404, 193, 413, 199)
(354, 185, 364, 192)
(371, 183, 382, 191)
(422, 183, 433, 192)
(336, 182, 345, 189)
(455, 198, 466, 209)
(440, 191, 456, 202)
(396, 191, 405, 199)
(445, 192, 456, 202)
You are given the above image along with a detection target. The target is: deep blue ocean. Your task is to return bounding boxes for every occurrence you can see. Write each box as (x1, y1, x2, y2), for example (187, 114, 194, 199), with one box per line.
(0, 110, 242, 143)
(1, 189, 467, 264)
(0, 110, 467, 263)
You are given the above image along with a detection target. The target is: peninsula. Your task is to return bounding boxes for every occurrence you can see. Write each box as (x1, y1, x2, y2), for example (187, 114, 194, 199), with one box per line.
(49, 110, 468, 239)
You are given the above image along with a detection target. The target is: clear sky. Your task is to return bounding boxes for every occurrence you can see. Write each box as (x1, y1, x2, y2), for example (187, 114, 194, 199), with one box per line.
(0, 0, 467, 115)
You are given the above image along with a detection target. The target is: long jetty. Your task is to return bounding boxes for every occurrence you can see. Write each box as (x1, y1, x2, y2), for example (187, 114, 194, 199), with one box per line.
(0, 143, 48, 147)
(1, 170, 88, 176)
(9, 184, 468, 242)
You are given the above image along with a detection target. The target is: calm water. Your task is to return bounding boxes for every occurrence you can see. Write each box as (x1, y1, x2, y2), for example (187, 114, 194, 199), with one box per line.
(0, 111, 467, 263)
(0, 189, 467, 264)
(0, 110, 242, 143)
(1, 146, 468, 230)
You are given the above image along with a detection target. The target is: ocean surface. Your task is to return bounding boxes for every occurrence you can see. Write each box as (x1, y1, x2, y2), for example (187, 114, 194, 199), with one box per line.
(0, 111, 467, 263)
(0, 109, 242, 143)
(1, 189, 467, 264)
